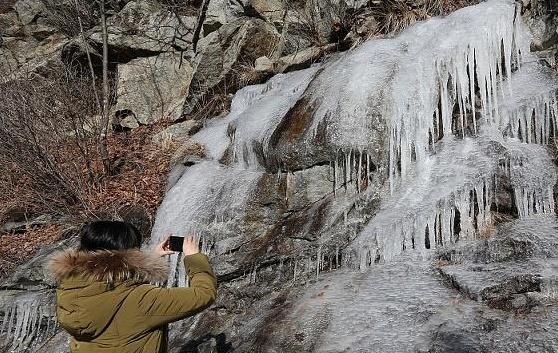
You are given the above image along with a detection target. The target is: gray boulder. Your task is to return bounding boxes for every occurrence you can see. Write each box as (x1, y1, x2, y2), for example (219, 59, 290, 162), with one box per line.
(184, 17, 281, 116)
(0, 32, 67, 79)
(89, 0, 197, 56)
(0, 12, 23, 37)
(203, 0, 245, 35)
(113, 51, 193, 127)
(249, 0, 285, 24)
(14, 0, 46, 25)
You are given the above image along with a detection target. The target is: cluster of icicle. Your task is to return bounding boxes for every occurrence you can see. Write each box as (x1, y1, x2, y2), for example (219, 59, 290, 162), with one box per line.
(503, 141, 557, 218)
(345, 1, 558, 269)
(148, 0, 558, 280)
(0, 291, 58, 352)
(387, 1, 525, 186)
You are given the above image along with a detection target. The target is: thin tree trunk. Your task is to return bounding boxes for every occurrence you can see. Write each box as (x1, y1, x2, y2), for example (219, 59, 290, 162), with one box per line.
(192, 0, 211, 53)
(99, 0, 111, 174)
(74, 0, 100, 183)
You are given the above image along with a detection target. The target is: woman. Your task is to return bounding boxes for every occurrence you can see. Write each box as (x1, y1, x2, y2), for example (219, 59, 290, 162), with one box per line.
(48, 221, 217, 353)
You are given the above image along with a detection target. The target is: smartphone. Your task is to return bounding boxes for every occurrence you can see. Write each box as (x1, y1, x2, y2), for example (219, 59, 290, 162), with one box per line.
(169, 236, 184, 252)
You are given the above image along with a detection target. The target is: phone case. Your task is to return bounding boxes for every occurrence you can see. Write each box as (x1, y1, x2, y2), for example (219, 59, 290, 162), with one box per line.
(169, 236, 184, 252)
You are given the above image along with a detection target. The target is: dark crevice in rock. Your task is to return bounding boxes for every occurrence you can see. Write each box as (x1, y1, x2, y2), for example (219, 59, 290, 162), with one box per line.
(216, 257, 283, 283)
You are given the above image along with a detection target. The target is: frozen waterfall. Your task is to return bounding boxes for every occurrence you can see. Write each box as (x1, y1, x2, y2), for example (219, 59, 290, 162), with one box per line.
(151, 0, 557, 281)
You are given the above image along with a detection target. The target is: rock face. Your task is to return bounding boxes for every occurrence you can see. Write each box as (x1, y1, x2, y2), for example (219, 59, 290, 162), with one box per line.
(113, 51, 193, 127)
(0, 0, 66, 80)
(14, 0, 46, 25)
(183, 17, 281, 116)
(2, 1, 558, 353)
(89, 0, 197, 56)
(150, 2, 558, 352)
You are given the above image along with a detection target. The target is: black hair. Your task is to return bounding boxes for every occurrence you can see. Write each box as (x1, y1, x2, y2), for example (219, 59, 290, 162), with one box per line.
(78, 221, 142, 251)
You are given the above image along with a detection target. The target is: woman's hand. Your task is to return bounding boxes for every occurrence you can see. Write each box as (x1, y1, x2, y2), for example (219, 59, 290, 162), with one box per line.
(154, 236, 174, 257)
(183, 235, 200, 256)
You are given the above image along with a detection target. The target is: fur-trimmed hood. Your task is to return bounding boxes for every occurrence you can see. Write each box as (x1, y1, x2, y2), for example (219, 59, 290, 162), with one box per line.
(48, 249, 169, 284)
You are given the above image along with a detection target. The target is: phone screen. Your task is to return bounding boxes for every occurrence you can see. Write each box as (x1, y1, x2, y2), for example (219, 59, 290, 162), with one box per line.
(169, 236, 184, 252)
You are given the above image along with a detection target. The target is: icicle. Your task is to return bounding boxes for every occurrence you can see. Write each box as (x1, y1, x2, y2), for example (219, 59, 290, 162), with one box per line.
(316, 246, 322, 278)
(1, 291, 58, 351)
(335, 245, 340, 269)
(357, 150, 362, 193)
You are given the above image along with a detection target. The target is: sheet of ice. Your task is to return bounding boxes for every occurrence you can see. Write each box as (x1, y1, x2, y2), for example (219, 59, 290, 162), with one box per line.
(149, 161, 263, 284)
(291, 262, 457, 353)
(293, 0, 530, 189)
(192, 67, 319, 165)
(348, 134, 500, 267)
(503, 140, 557, 217)
(296, 217, 558, 352)
(349, 129, 557, 268)
(230, 67, 319, 169)
(153, 0, 558, 278)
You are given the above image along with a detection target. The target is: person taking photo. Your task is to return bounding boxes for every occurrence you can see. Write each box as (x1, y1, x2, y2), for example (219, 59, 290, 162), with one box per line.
(48, 221, 217, 352)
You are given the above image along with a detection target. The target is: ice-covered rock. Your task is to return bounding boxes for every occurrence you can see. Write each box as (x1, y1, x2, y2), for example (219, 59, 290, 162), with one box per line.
(4, 0, 558, 352)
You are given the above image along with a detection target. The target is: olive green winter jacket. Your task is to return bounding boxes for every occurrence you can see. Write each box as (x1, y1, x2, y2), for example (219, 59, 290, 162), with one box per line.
(48, 249, 217, 353)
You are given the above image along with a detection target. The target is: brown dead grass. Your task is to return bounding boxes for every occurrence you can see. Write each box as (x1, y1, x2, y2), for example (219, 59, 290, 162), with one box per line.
(372, 0, 480, 35)
(0, 224, 63, 278)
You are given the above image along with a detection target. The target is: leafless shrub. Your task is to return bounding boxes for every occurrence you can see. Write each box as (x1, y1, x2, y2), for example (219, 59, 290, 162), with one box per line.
(189, 92, 232, 121)
(40, 0, 101, 37)
(0, 69, 106, 217)
(0, 68, 175, 226)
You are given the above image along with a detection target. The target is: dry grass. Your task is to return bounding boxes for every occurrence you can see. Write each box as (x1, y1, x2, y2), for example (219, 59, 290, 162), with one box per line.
(235, 61, 261, 88)
(0, 224, 63, 278)
(371, 0, 479, 35)
(189, 92, 232, 121)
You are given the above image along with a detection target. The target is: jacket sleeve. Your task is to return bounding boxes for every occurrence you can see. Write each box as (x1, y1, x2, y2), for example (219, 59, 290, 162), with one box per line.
(136, 253, 217, 329)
